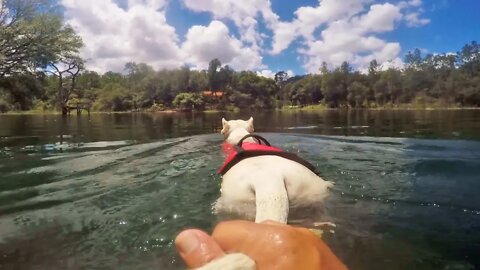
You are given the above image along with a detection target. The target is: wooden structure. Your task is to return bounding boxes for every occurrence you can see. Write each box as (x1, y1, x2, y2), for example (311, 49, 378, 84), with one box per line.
(66, 101, 92, 116)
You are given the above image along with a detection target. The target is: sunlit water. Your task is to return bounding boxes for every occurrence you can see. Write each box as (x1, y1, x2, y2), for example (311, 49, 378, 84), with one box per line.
(1, 110, 479, 269)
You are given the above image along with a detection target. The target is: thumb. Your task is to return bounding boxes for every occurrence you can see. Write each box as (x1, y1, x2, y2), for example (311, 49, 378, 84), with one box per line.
(175, 229, 225, 269)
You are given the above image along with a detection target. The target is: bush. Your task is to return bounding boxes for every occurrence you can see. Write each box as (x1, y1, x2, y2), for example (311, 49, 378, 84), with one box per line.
(31, 99, 53, 112)
(0, 97, 12, 112)
(93, 84, 133, 111)
(173, 92, 204, 110)
(148, 102, 166, 111)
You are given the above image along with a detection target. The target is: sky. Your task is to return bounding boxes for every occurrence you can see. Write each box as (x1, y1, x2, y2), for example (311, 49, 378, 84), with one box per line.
(59, 0, 480, 77)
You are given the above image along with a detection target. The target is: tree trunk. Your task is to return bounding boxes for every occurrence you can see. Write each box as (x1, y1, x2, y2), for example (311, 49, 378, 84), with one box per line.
(62, 105, 68, 116)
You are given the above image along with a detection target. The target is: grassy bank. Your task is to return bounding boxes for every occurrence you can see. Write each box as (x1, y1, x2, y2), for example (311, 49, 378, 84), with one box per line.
(2, 105, 479, 115)
(278, 102, 479, 111)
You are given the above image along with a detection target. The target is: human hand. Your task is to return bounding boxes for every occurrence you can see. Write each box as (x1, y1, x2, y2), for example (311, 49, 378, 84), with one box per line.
(175, 220, 348, 270)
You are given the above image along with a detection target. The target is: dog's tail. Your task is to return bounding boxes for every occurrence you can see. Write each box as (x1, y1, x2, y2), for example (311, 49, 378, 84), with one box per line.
(252, 172, 289, 224)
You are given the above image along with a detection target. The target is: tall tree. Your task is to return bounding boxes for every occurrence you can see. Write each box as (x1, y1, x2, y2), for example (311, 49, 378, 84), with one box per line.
(347, 81, 369, 108)
(457, 41, 480, 77)
(274, 71, 288, 85)
(47, 56, 84, 115)
(207, 58, 222, 94)
(0, 0, 82, 76)
(404, 48, 423, 70)
(368, 60, 379, 77)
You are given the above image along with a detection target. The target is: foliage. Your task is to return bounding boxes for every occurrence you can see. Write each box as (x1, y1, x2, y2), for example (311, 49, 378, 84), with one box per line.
(0, 93, 12, 112)
(0, 0, 82, 76)
(1, 23, 479, 113)
(173, 92, 204, 110)
(93, 83, 133, 112)
(277, 42, 480, 109)
(1, 0, 83, 114)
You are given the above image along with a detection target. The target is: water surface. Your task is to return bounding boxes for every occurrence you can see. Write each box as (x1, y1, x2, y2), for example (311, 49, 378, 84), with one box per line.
(1, 110, 479, 269)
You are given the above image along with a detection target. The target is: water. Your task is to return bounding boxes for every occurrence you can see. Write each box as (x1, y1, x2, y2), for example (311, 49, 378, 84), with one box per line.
(0, 110, 479, 270)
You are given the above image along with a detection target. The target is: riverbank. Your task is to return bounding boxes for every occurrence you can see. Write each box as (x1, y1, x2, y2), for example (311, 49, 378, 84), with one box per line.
(1, 105, 479, 115)
(278, 103, 480, 111)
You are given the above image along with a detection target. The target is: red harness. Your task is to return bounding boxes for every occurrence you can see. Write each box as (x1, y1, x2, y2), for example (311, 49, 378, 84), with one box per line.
(218, 134, 319, 176)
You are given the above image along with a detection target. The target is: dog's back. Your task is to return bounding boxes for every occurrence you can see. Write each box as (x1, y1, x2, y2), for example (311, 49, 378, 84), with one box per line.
(217, 118, 332, 224)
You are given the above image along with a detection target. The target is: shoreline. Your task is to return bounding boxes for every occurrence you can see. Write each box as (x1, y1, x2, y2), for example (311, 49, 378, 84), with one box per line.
(1, 107, 480, 115)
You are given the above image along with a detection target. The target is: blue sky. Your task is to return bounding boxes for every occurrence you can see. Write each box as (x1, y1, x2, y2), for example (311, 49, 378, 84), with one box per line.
(60, 0, 480, 76)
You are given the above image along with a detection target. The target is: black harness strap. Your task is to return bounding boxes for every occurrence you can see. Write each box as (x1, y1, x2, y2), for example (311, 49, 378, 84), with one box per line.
(237, 134, 271, 146)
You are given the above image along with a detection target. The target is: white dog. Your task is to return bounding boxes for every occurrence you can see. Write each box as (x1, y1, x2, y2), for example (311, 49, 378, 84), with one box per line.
(214, 117, 333, 224)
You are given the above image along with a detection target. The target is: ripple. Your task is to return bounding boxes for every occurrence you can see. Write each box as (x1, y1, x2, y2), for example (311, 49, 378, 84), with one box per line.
(1, 133, 479, 269)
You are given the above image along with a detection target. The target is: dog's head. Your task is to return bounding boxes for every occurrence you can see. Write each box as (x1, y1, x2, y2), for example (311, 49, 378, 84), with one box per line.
(221, 117, 254, 141)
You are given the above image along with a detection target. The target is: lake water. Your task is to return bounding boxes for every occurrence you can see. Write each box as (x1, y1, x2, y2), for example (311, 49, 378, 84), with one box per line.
(1, 110, 479, 270)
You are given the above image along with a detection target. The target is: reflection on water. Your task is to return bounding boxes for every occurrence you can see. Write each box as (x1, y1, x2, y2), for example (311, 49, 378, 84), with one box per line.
(1, 110, 480, 269)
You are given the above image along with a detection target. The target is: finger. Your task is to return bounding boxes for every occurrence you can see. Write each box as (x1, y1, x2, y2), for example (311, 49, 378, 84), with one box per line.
(212, 220, 326, 270)
(293, 227, 349, 270)
(211, 220, 259, 252)
(260, 220, 284, 226)
(175, 229, 225, 269)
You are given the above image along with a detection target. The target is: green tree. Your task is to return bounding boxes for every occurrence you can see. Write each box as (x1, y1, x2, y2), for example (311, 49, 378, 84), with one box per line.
(172, 92, 204, 110)
(0, 0, 82, 76)
(0, 72, 45, 110)
(373, 79, 388, 105)
(347, 81, 369, 108)
(457, 41, 480, 77)
(47, 56, 84, 114)
(208, 58, 222, 93)
(323, 65, 350, 108)
(404, 48, 423, 70)
(274, 71, 288, 86)
(94, 83, 133, 111)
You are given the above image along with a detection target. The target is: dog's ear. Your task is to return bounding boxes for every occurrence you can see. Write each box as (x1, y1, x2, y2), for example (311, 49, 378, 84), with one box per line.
(221, 118, 229, 135)
(247, 117, 254, 132)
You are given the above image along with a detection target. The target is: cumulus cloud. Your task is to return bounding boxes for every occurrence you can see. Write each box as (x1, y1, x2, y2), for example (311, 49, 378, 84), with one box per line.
(182, 20, 264, 70)
(266, 0, 431, 73)
(256, 69, 275, 78)
(183, 0, 278, 51)
(61, 0, 267, 73)
(61, 0, 431, 74)
(270, 0, 368, 54)
(298, 3, 403, 73)
(62, 0, 182, 73)
(398, 0, 430, 26)
(181, 0, 417, 73)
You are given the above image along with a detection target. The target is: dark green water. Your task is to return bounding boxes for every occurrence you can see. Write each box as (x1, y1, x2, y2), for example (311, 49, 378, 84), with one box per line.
(0, 110, 479, 270)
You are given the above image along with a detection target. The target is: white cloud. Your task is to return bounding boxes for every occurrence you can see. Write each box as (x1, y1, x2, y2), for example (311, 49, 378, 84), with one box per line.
(408, 0, 422, 7)
(61, 0, 431, 74)
(299, 3, 403, 73)
(257, 69, 294, 79)
(182, 20, 264, 70)
(257, 69, 275, 79)
(62, 0, 268, 73)
(405, 12, 431, 27)
(398, 0, 423, 9)
(265, 0, 430, 73)
(183, 0, 278, 51)
(270, 0, 368, 54)
(398, 0, 430, 27)
(355, 3, 403, 32)
(380, 58, 405, 70)
(62, 0, 182, 73)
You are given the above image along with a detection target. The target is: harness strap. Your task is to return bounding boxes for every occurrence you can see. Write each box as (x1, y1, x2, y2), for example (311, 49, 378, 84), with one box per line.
(237, 134, 271, 146)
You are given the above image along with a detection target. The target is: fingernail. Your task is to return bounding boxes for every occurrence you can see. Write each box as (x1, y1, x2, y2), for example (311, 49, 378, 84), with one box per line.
(176, 231, 200, 255)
